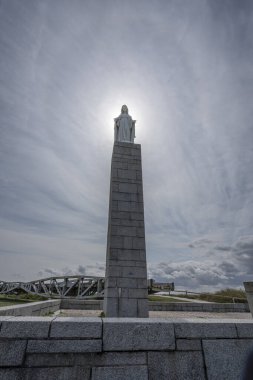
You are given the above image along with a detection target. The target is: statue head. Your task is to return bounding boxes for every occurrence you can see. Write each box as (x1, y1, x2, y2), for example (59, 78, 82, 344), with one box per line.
(121, 105, 128, 114)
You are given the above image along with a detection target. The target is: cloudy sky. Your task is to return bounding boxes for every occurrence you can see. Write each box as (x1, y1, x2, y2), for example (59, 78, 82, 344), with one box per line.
(0, 0, 253, 291)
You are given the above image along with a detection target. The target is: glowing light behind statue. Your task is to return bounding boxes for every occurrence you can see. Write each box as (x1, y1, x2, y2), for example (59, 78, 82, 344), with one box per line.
(114, 105, 136, 143)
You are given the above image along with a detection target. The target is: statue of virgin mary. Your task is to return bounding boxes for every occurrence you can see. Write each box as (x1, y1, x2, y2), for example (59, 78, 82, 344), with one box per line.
(114, 105, 136, 143)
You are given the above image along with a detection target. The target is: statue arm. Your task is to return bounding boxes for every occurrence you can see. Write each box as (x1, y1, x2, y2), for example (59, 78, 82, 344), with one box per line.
(114, 116, 120, 127)
(131, 120, 136, 142)
(114, 117, 119, 141)
(132, 120, 136, 135)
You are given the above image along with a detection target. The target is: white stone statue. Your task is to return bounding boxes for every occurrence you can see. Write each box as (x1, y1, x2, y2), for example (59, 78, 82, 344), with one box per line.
(114, 105, 136, 143)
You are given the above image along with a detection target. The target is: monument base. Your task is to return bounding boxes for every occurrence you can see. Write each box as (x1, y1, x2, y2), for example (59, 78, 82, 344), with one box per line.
(103, 142, 148, 317)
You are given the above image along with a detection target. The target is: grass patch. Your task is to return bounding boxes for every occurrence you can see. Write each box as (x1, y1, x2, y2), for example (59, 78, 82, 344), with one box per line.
(199, 288, 247, 303)
(0, 294, 48, 302)
(174, 288, 247, 303)
(148, 295, 185, 303)
(43, 311, 55, 317)
(0, 300, 26, 307)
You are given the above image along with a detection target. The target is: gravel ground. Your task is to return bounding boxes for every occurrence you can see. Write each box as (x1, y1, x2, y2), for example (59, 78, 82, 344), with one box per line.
(59, 309, 252, 319)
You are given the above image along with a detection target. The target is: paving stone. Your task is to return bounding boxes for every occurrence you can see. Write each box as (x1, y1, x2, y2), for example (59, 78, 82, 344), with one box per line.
(0, 317, 53, 338)
(148, 351, 206, 380)
(50, 317, 102, 338)
(174, 320, 237, 338)
(35, 367, 91, 380)
(176, 339, 202, 351)
(25, 352, 147, 367)
(96, 352, 147, 366)
(0, 367, 90, 380)
(103, 319, 175, 351)
(0, 340, 26, 366)
(235, 321, 253, 337)
(27, 339, 102, 353)
(92, 365, 148, 380)
(0, 369, 23, 380)
(203, 339, 253, 380)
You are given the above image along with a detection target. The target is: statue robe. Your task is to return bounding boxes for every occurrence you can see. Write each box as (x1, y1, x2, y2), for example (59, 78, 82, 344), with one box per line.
(114, 113, 135, 143)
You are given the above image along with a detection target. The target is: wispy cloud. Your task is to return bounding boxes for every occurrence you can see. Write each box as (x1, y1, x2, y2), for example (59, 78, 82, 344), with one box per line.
(148, 234, 253, 291)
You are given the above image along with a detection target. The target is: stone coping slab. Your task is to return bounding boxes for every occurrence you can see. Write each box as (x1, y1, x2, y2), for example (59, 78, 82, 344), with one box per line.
(50, 317, 102, 338)
(27, 339, 102, 353)
(103, 318, 175, 351)
(0, 299, 60, 316)
(0, 317, 253, 380)
(0, 317, 253, 342)
(92, 365, 148, 380)
(0, 300, 60, 311)
(0, 316, 56, 338)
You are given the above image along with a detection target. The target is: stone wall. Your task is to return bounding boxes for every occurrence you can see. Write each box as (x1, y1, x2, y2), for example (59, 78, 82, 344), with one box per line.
(0, 300, 60, 316)
(0, 316, 253, 379)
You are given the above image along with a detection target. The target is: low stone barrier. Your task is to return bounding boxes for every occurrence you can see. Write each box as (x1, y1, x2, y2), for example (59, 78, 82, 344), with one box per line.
(0, 317, 252, 379)
(1, 299, 249, 317)
(60, 299, 249, 313)
(0, 300, 60, 316)
(244, 282, 253, 316)
(60, 299, 103, 310)
(149, 301, 249, 312)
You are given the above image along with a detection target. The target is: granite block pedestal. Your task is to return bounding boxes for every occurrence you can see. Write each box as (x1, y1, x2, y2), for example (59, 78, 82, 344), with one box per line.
(103, 142, 148, 317)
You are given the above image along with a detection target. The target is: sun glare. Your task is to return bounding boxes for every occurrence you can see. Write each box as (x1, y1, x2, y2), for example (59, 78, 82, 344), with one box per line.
(99, 89, 151, 143)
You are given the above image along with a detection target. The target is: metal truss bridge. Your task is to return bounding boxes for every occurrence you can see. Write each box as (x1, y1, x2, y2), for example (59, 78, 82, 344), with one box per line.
(0, 276, 105, 299)
(0, 276, 174, 299)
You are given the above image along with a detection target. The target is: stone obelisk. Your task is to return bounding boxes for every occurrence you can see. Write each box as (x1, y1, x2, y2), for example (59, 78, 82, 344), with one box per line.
(103, 105, 148, 317)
